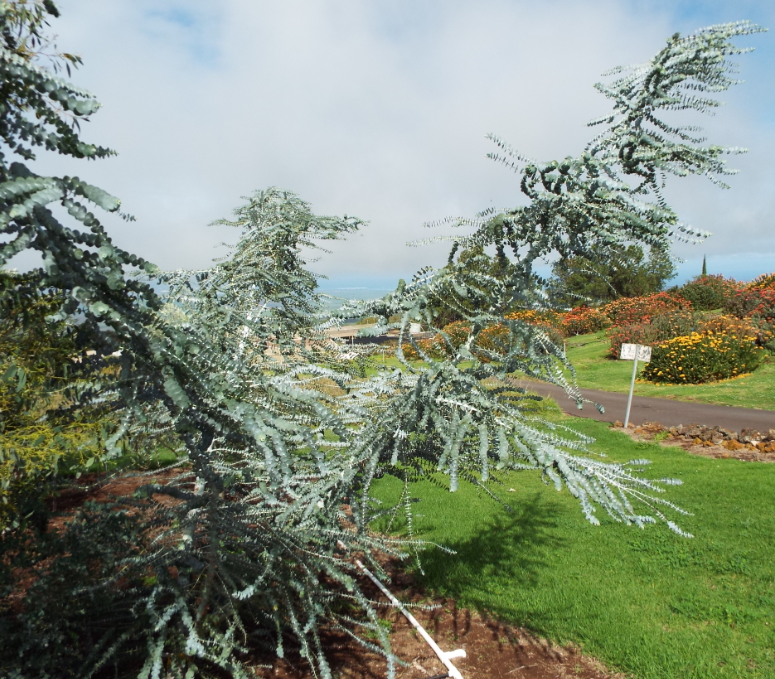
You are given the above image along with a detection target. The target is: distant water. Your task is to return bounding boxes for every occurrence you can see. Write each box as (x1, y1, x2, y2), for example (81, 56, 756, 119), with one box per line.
(317, 286, 394, 311)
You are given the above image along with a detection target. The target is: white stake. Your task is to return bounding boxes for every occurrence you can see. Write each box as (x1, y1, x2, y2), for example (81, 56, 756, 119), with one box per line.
(624, 350, 639, 428)
(354, 558, 466, 679)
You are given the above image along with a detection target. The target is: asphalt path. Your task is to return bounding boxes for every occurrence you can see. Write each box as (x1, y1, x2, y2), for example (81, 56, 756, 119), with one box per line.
(514, 380, 775, 433)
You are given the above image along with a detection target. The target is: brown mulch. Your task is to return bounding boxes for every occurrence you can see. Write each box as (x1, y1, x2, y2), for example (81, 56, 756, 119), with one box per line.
(260, 597, 622, 679)
(44, 464, 188, 532)
(27, 470, 625, 679)
(255, 554, 622, 679)
(611, 421, 775, 462)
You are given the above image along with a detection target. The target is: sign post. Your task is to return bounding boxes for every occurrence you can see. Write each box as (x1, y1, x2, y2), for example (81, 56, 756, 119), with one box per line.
(619, 343, 652, 428)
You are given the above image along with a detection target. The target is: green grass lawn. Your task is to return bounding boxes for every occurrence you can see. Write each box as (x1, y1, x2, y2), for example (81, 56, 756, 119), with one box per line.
(561, 332, 775, 411)
(372, 418, 775, 679)
(364, 333, 775, 410)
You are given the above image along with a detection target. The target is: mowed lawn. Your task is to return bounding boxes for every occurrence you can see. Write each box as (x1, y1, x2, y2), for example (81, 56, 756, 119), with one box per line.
(561, 331, 775, 411)
(364, 331, 775, 411)
(372, 419, 775, 679)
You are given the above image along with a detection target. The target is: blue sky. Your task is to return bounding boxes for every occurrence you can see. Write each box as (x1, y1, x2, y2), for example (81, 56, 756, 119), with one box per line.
(20, 0, 775, 290)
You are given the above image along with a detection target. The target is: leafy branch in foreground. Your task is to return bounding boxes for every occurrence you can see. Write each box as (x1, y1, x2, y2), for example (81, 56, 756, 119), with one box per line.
(0, 4, 763, 678)
(416, 21, 765, 284)
(336, 19, 764, 533)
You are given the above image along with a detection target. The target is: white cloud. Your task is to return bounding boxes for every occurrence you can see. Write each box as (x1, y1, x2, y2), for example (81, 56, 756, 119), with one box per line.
(15, 0, 774, 282)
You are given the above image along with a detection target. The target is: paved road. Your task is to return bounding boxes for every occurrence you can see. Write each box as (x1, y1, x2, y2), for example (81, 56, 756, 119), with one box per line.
(514, 380, 775, 433)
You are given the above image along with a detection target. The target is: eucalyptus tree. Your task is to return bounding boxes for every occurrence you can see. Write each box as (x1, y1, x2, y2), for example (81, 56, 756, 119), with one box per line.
(0, 4, 396, 677)
(0, 3, 763, 678)
(338, 19, 764, 519)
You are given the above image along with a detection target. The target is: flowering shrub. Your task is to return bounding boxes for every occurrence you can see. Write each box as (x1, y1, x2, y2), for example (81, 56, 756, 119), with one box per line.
(505, 310, 565, 346)
(478, 320, 564, 359)
(401, 321, 476, 361)
(699, 314, 756, 335)
(402, 316, 563, 362)
(724, 286, 775, 323)
(602, 292, 691, 327)
(560, 305, 612, 336)
(642, 330, 765, 384)
(748, 271, 775, 290)
(476, 323, 511, 361)
(679, 274, 742, 311)
(699, 314, 775, 349)
(607, 310, 698, 359)
(506, 309, 564, 329)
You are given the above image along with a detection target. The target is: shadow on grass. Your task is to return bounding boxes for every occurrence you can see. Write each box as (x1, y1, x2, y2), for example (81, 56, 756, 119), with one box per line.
(417, 491, 566, 612)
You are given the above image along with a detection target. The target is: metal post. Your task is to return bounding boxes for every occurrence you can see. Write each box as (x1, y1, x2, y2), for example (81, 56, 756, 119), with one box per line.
(624, 348, 639, 428)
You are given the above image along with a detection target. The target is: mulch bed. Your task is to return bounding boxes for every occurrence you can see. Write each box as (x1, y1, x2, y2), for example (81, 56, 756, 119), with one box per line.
(611, 421, 775, 462)
(258, 559, 622, 679)
(24, 469, 624, 679)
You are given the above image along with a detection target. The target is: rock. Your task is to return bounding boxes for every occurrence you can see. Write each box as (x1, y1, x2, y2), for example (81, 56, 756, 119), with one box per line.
(739, 428, 762, 444)
(686, 425, 703, 438)
(724, 440, 745, 451)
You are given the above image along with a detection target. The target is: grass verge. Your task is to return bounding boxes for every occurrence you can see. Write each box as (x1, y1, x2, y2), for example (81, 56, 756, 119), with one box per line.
(372, 418, 775, 679)
(562, 332, 775, 411)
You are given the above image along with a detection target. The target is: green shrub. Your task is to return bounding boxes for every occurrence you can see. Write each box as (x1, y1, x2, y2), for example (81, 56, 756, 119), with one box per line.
(642, 330, 765, 384)
(679, 274, 742, 310)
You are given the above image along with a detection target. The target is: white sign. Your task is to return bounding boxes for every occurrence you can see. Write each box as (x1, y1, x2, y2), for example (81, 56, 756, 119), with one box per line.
(619, 343, 652, 363)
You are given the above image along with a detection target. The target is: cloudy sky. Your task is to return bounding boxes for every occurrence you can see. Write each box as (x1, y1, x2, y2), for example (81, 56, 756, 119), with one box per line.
(22, 0, 775, 289)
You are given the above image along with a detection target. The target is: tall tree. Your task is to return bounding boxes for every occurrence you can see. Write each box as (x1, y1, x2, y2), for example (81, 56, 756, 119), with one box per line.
(548, 242, 676, 306)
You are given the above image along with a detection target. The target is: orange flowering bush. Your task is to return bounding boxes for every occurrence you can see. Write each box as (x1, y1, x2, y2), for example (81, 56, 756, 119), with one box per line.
(401, 321, 474, 361)
(477, 320, 563, 361)
(505, 309, 564, 328)
(505, 310, 564, 345)
(748, 271, 775, 291)
(642, 330, 765, 384)
(602, 291, 691, 327)
(560, 306, 611, 336)
(401, 315, 563, 362)
(607, 310, 697, 359)
(724, 286, 775, 324)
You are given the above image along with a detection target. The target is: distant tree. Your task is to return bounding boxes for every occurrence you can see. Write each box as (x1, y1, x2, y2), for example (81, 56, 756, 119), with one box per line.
(702, 255, 708, 276)
(680, 273, 741, 310)
(548, 242, 676, 306)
